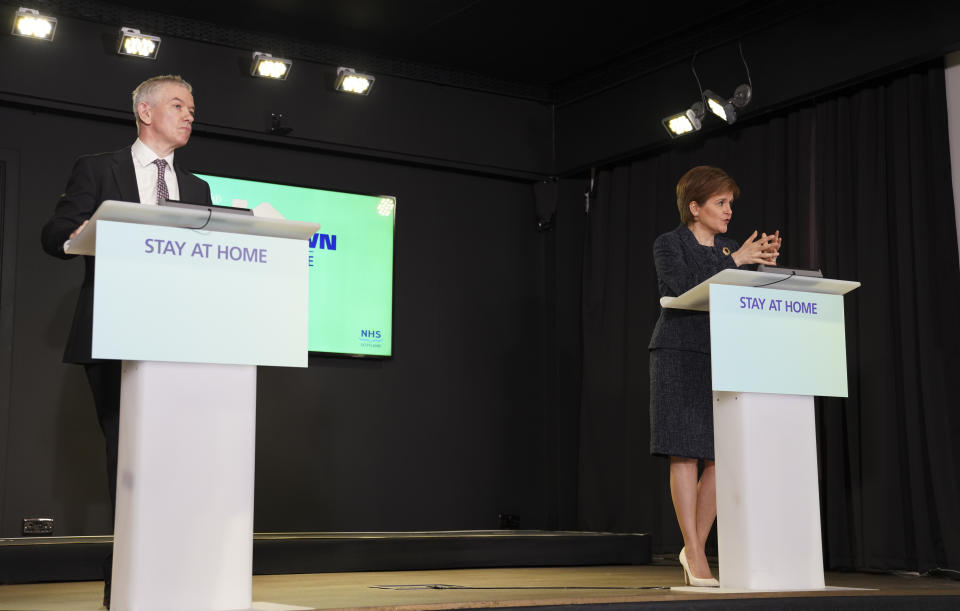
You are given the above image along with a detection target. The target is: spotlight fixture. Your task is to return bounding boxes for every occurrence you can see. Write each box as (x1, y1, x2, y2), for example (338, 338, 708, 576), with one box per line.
(251, 52, 291, 80)
(664, 43, 754, 138)
(702, 90, 734, 124)
(662, 101, 705, 138)
(12, 7, 57, 41)
(335, 67, 375, 95)
(117, 27, 160, 59)
(702, 85, 753, 125)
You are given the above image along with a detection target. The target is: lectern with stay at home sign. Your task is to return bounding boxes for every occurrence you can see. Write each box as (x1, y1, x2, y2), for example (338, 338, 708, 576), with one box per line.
(67, 200, 320, 611)
(661, 268, 859, 591)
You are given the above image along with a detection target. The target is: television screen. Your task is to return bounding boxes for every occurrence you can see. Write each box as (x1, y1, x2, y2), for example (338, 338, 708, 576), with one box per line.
(197, 174, 395, 357)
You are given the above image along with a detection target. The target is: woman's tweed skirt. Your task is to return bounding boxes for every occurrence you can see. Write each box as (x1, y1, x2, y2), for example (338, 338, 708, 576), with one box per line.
(649, 348, 714, 460)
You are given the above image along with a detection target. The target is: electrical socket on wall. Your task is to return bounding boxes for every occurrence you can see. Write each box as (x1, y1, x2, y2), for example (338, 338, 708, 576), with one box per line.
(22, 518, 54, 535)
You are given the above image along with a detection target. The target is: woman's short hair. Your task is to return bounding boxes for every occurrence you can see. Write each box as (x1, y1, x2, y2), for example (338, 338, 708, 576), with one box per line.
(676, 166, 740, 224)
(131, 75, 193, 126)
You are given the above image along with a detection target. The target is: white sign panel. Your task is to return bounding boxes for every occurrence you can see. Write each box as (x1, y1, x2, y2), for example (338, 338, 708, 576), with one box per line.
(92, 220, 308, 367)
(709, 283, 848, 397)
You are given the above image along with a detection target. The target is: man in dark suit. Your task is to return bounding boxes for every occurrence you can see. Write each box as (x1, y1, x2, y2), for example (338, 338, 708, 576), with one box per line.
(40, 74, 211, 608)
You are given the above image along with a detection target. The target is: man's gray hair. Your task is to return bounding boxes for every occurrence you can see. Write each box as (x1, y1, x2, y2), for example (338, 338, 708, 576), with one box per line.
(131, 75, 193, 126)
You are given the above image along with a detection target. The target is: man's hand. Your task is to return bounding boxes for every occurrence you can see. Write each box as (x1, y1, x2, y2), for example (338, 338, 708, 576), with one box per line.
(69, 220, 89, 240)
(732, 230, 781, 266)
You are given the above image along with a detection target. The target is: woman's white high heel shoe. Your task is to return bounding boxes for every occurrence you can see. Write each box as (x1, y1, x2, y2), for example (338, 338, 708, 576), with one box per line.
(679, 547, 720, 587)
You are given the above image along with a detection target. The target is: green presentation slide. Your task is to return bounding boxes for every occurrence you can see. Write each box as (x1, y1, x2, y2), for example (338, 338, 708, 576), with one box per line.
(198, 174, 395, 357)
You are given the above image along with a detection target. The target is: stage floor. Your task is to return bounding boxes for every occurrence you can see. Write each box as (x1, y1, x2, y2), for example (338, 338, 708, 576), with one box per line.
(0, 563, 958, 610)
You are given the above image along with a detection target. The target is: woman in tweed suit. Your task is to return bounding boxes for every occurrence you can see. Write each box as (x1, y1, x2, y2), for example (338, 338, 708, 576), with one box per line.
(649, 166, 781, 586)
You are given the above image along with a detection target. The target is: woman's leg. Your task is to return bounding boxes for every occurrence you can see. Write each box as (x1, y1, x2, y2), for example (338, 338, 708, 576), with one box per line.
(670, 457, 715, 579)
(696, 460, 717, 550)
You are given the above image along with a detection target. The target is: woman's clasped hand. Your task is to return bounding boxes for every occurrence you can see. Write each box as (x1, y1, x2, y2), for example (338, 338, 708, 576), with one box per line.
(732, 229, 781, 267)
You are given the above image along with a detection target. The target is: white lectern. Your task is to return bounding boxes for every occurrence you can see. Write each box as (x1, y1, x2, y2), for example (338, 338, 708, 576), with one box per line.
(661, 268, 860, 591)
(67, 201, 321, 611)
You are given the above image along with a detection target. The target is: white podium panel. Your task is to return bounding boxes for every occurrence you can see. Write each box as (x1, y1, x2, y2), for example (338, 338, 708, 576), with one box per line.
(713, 391, 824, 590)
(93, 220, 308, 367)
(112, 361, 257, 611)
(709, 284, 847, 397)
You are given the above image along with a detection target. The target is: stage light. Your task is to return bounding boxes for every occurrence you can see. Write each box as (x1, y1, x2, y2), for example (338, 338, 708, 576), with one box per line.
(703, 89, 737, 124)
(117, 27, 160, 59)
(335, 67, 375, 95)
(251, 52, 291, 80)
(377, 197, 396, 216)
(12, 7, 57, 41)
(664, 112, 697, 136)
(662, 102, 705, 138)
(667, 43, 755, 138)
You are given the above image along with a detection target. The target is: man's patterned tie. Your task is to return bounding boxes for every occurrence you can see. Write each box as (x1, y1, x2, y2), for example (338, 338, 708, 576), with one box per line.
(153, 158, 169, 204)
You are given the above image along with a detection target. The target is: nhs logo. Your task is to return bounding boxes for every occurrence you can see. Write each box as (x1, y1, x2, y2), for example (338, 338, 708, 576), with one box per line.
(359, 329, 383, 342)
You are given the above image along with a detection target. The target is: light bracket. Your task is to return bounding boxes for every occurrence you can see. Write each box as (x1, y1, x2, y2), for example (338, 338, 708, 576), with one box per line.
(731, 83, 752, 108)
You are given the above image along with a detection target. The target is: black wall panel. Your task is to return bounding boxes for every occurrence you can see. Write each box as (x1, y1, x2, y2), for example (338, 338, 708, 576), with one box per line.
(0, 101, 550, 536)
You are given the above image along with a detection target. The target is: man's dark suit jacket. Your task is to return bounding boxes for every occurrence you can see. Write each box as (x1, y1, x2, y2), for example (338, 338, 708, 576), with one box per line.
(41, 147, 212, 364)
(648, 224, 743, 354)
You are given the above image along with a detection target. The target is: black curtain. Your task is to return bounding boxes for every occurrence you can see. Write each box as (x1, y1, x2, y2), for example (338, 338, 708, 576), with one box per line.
(577, 61, 960, 572)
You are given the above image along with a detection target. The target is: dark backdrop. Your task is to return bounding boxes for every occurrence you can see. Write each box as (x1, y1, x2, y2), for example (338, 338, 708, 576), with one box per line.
(0, 103, 558, 536)
(0, 8, 561, 539)
(576, 63, 960, 571)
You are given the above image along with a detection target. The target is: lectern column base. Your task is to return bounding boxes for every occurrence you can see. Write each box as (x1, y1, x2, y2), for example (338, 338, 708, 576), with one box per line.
(713, 391, 824, 591)
(111, 361, 256, 611)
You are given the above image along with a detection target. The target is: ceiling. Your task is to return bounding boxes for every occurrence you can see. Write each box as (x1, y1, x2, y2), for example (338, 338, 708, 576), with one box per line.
(95, 0, 804, 96)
